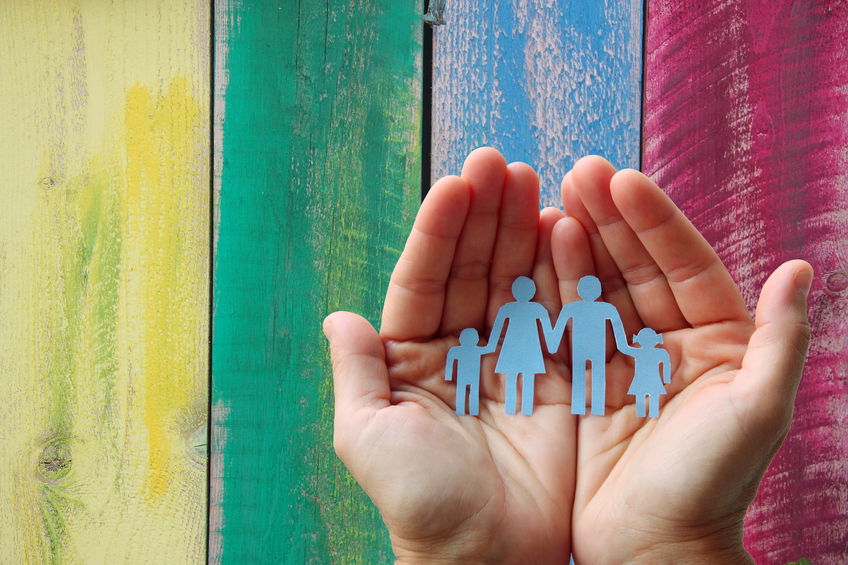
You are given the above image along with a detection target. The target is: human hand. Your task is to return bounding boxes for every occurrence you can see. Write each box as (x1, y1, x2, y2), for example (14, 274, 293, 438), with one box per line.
(325, 148, 576, 564)
(557, 157, 811, 564)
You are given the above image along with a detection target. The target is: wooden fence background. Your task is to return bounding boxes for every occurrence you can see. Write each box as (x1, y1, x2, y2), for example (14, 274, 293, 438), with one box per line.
(1, 1, 845, 563)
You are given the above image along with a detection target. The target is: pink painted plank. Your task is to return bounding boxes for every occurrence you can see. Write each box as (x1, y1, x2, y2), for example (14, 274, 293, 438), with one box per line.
(643, 2, 848, 563)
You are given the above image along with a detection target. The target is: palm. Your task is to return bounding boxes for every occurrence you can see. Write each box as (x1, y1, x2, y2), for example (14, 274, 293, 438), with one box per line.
(558, 157, 803, 563)
(328, 152, 809, 564)
(329, 149, 576, 564)
(361, 336, 573, 562)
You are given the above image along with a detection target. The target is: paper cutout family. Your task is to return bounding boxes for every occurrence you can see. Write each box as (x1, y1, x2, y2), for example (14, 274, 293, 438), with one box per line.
(444, 275, 671, 418)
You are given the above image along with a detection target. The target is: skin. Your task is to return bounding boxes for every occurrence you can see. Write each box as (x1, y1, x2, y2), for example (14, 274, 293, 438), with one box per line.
(324, 149, 812, 564)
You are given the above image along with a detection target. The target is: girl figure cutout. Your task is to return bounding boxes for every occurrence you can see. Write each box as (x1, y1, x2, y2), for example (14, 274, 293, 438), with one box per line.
(487, 276, 557, 415)
(624, 328, 672, 418)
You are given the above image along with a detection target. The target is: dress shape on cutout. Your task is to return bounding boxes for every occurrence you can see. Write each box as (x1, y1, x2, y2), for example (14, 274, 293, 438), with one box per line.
(487, 276, 557, 415)
(550, 275, 630, 416)
(445, 328, 493, 416)
(623, 328, 671, 418)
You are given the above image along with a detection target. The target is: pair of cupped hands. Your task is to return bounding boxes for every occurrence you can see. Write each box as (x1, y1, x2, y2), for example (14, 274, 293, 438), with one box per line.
(323, 148, 812, 564)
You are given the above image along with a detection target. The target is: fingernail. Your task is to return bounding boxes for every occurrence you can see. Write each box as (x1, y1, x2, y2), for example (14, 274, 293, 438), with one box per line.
(794, 267, 813, 297)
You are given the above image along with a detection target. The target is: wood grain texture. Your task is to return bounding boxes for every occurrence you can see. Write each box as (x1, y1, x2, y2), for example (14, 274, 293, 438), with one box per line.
(210, 1, 421, 562)
(643, 2, 848, 563)
(0, 1, 209, 563)
(431, 0, 643, 204)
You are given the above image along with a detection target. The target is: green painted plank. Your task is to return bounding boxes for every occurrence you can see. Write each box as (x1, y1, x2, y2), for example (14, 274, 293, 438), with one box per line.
(431, 0, 644, 205)
(210, 1, 422, 563)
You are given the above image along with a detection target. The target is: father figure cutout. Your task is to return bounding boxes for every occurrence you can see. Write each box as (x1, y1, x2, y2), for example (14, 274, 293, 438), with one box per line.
(550, 275, 629, 416)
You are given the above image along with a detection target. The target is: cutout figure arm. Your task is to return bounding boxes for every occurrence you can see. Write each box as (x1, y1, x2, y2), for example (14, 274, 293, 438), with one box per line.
(539, 307, 559, 355)
(444, 350, 457, 381)
(487, 308, 508, 354)
(618, 343, 639, 357)
(660, 349, 672, 384)
(608, 309, 631, 354)
(549, 304, 573, 354)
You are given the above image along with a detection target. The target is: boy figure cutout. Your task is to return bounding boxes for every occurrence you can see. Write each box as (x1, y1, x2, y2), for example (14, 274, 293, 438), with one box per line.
(623, 328, 672, 418)
(444, 328, 493, 416)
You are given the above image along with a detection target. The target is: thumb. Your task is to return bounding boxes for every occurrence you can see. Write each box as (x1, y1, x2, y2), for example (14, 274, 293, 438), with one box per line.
(324, 311, 391, 419)
(735, 260, 813, 426)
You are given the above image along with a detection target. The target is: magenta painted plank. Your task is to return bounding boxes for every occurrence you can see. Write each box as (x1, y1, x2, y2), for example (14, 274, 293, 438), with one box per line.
(643, 2, 848, 563)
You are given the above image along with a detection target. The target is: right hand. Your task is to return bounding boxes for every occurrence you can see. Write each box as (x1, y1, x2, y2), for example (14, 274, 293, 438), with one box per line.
(325, 148, 577, 564)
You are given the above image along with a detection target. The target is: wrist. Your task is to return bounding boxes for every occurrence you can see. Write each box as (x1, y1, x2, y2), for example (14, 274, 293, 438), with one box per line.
(628, 539, 753, 565)
(393, 542, 496, 565)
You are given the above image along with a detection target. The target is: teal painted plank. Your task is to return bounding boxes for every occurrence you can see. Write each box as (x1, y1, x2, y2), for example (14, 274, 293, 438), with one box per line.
(431, 0, 643, 204)
(210, 1, 422, 563)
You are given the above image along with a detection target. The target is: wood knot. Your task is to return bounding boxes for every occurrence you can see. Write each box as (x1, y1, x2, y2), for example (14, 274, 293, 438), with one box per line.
(825, 270, 848, 294)
(187, 425, 207, 467)
(37, 442, 72, 482)
(38, 177, 58, 191)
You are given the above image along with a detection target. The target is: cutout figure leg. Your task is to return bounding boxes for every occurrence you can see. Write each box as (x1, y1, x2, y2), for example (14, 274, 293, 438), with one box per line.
(648, 394, 660, 418)
(468, 383, 480, 416)
(455, 383, 468, 415)
(571, 358, 587, 415)
(520, 374, 535, 415)
(635, 395, 646, 418)
(505, 373, 518, 415)
(590, 355, 606, 416)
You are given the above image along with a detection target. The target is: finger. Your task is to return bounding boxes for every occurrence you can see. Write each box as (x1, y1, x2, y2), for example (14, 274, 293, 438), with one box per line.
(552, 216, 595, 303)
(325, 311, 391, 419)
(574, 156, 687, 332)
(486, 162, 541, 324)
(533, 207, 566, 366)
(734, 261, 812, 428)
(563, 165, 643, 338)
(533, 207, 566, 317)
(440, 148, 508, 334)
(610, 169, 750, 327)
(381, 175, 470, 340)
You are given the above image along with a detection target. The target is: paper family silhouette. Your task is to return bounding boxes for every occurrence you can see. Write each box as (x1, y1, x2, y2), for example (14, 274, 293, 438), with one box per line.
(444, 276, 671, 418)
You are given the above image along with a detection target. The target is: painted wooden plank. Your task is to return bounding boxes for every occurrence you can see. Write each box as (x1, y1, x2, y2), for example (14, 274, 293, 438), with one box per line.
(643, 2, 848, 563)
(0, 1, 209, 563)
(210, 1, 422, 563)
(431, 0, 643, 205)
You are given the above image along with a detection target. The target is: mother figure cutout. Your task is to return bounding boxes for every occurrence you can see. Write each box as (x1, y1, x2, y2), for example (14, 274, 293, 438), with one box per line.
(486, 276, 557, 415)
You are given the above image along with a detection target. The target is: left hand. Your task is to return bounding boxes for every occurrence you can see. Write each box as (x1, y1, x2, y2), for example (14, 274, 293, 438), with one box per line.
(556, 157, 812, 564)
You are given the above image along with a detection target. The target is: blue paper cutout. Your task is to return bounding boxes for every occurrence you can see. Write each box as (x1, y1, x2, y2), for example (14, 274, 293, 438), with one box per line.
(624, 328, 671, 417)
(444, 328, 491, 416)
(486, 277, 556, 415)
(445, 275, 672, 418)
(552, 276, 630, 416)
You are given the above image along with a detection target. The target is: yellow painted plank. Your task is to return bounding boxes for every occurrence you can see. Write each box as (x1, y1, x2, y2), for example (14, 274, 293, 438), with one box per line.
(0, 1, 209, 563)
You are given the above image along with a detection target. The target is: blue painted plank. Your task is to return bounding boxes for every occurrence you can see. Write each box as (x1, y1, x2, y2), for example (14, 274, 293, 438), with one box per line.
(431, 0, 643, 204)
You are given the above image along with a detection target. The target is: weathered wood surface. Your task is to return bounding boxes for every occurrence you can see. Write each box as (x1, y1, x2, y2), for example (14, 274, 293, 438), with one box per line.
(431, 0, 643, 204)
(210, 1, 422, 562)
(643, 2, 848, 563)
(0, 1, 209, 563)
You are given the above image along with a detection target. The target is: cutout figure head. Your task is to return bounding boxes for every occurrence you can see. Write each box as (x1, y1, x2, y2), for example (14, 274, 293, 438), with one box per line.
(633, 327, 663, 347)
(577, 275, 602, 301)
(512, 276, 536, 302)
(459, 327, 480, 346)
